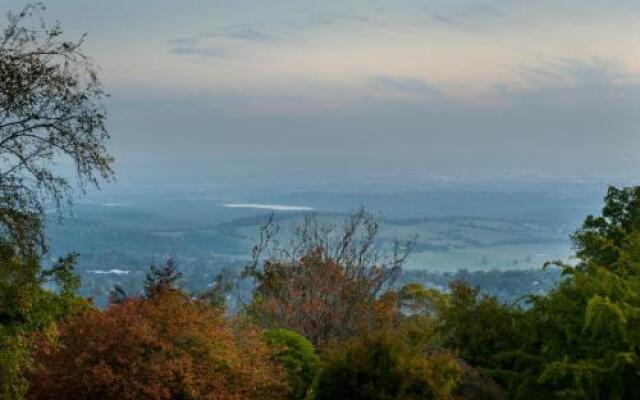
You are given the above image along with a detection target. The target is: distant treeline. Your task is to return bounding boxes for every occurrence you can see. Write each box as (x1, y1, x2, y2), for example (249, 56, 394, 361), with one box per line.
(401, 267, 561, 304)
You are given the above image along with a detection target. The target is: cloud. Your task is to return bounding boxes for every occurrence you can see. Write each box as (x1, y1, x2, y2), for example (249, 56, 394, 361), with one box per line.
(203, 26, 281, 42)
(168, 25, 282, 59)
(169, 46, 228, 58)
(167, 11, 387, 60)
(369, 75, 443, 96)
(430, 13, 458, 26)
(553, 58, 632, 86)
(300, 13, 388, 30)
(166, 37, 199, 46)
(108, 54, 640, 178)
(428, 2, 503, 31)
(506, 58, 638, 92)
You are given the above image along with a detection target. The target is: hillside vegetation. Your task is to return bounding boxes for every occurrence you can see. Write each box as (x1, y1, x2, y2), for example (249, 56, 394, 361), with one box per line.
(1, 4, 639, 399)
(3, 186, 640, 399)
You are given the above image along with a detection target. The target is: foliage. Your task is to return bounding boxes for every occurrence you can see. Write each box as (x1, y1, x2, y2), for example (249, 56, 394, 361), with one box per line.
(107, 284, 127, 305)
(452, 362, 507, 400)
(0, 2, 113, 252)
(245, 210, 413, 347)
(437, 281, 520, 370)
(29, 290, 290, 400)
(431, 186, 640, 399)
(0, 242, 85, 400)
(199, 273, 234, 309)
(400, 268, 561, 305)
(264, 329, 319, 400)
(507, 187, 640, 399)
(314, 329, 460, 400)
(0, 3, 112, 397)
(571, 186, 640, 273)
(144, 258, 182, 297)
(388, 283, 507, 400)
(398, 282, 447, 317)
(510, 262, 640, 399)
(249, 248, 378, 347)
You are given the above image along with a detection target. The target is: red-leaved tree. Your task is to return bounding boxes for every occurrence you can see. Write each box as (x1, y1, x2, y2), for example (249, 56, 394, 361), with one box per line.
(29, 290, 289, 400)
(245, 210, 413, 348)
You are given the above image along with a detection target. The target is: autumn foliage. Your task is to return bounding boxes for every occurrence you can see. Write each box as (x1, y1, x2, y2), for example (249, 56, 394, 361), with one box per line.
(29, 290, 289, 400)
(245, 211, 412, 348)
(249, 249, 384, 347)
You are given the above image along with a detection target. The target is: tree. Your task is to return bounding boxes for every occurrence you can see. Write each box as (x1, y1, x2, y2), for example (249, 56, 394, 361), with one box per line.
(508, 187, 640, 399)
(245, 210, 414, 347)
(0, 3, 113, 252)
(437, 281, 520, 369)
(144, 258, 181, 297)
(452, 362, 507, 400)
(571, 186, 640, 274)
(29, 290, 290, 400)
(264, 329, 319, 400)
(249, 248, 378, 347)
(397, 282, 447, 317)
(199, 273, 233, 309)
(314, 329, 460, 400)
(393, 283, 507, 400)
(107, 284, 127, 305)
(0, 242, 86, 399)
(0, 6, 112, 395)
(435, 186, 640, 399)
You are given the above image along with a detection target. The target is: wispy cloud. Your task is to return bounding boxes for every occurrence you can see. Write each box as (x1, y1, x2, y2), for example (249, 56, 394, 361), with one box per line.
(430, 13, 458, 26)
(203, 25, 281, 42)
(293, 13, 389, 30)
(167, 11, 390, 60)
(169, 46, 228, 58)
(167, 37, 199, 46)
(168, 25, 283, 59)
(428, 2, 504, 31)
(509, 58, 638, 90)
(369, 75, 443, 97)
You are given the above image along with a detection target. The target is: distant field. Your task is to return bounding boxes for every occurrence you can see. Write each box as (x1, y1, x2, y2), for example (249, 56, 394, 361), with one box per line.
(44, 182, 604, 303)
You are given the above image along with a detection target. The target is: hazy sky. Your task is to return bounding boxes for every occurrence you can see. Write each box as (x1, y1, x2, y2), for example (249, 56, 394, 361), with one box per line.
(5, 1, 640, 181)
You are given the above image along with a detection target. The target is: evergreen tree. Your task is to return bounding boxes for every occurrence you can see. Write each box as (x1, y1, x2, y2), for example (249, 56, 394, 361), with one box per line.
(144, 258, 182, 297)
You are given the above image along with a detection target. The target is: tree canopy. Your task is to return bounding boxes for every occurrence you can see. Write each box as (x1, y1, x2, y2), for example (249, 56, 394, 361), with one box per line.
(0, 3, 113, 252)
(245, 210, 413, 347)
(29, 291, 290, 400)
(432, 186, 640, 399)
(0, 4, 112, 397)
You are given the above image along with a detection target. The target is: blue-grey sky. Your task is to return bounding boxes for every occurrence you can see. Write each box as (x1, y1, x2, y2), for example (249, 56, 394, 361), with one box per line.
(5, 0, 640, 181)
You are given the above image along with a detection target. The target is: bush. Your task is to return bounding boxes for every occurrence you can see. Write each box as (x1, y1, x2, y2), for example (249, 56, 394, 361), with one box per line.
(264, 329, 319, 400)
(29, 291, 289, 400)
(314, 329, 460, 400)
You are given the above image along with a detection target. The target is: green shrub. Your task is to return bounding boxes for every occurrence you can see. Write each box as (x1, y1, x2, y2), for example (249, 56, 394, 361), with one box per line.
(264, 328, 319, 400)
(315, 329, 460, 400)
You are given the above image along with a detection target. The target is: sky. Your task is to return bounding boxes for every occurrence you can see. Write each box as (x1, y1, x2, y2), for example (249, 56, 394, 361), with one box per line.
(4, 0, 640, 183)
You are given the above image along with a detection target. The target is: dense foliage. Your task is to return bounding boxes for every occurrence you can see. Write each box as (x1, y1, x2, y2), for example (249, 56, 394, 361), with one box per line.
(433, 186, 640, 399)
(263, 329, 319, 400)
(245, 210, 413, 348)
(316, 329, 460, 400)
(0, 243, 86, 399)
(29, 290, 290, 400)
